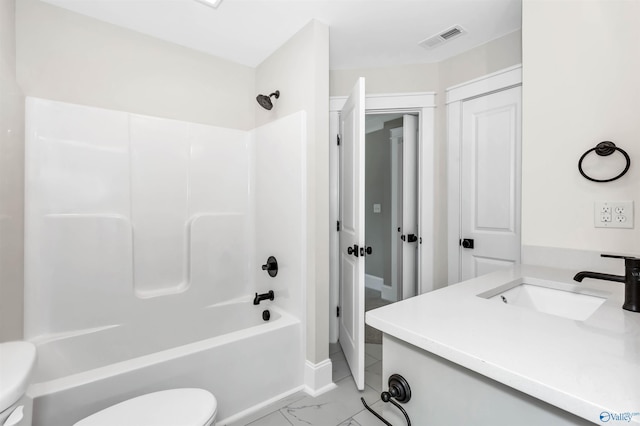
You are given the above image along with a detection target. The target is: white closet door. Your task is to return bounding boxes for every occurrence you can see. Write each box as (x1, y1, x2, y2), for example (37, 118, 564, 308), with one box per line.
(460, 86, 522, 281)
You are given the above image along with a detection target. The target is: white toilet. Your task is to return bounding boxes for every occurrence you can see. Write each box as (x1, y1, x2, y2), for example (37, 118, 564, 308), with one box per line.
(73, 389, 217, 426)
(0, 342, 37, 426)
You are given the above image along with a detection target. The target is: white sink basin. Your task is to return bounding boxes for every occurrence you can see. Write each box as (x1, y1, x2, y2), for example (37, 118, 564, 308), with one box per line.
(479, 278, 609, 321)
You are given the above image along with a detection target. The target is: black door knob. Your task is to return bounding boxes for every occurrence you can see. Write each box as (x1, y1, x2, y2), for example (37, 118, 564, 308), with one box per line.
(461, 238, 474, 249)
(365, 246, 372, 255)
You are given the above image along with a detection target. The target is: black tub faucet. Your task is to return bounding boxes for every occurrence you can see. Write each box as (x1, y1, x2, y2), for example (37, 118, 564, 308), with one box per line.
(573, 254, 640, 313)
(254, 290, 274, 305)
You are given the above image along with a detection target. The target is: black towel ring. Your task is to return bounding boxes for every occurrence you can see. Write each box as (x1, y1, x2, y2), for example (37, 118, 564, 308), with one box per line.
(578, 141, 630, 183)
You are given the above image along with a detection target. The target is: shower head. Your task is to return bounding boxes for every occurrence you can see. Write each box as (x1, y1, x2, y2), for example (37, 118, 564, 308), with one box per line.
(256, 90, 280, 110)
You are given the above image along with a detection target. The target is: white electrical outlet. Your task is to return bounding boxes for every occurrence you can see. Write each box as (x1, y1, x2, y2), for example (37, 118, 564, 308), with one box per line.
(594, 201, 634, 229)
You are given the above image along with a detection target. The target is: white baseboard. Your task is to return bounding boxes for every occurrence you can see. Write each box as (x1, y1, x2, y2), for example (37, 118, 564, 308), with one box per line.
(304, 359, 336, 397)
(381, 284, 397, 302)
(365, 274, 384, 291)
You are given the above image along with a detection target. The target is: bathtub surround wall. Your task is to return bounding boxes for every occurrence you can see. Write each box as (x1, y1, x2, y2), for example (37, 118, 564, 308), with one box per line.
(255, 20, 332, 392)
(522, 0, 640, 256)
(25, 97, 305, 339)
(25, 98, 306, 423)
(252, 112, 307, 323)
(25, 98, 248, 335)
(0, 0, 25, 342)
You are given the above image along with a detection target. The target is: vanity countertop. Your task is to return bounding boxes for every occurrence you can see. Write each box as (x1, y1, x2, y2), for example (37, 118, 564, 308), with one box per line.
(366, 265, 640, 424)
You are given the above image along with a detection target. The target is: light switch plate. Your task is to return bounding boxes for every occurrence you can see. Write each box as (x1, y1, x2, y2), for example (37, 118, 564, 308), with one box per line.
(373, 203, 381, 213)
(594, 201, 634, 228)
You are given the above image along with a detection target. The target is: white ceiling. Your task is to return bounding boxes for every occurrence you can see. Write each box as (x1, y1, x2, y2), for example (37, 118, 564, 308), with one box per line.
(40, 0, 522, 70)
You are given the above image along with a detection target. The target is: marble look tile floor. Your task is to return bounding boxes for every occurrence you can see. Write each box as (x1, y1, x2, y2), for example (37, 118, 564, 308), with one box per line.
(222, 343, 389, 426)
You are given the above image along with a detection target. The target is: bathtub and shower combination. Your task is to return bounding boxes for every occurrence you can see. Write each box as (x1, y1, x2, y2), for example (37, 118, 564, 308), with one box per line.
(24, 98, 307, 425)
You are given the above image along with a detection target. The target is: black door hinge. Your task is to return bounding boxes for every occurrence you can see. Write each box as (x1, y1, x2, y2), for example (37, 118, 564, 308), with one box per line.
(337, 306, 340, 317)
(337, 135, 341, 146)
(337, 220, 340, 231)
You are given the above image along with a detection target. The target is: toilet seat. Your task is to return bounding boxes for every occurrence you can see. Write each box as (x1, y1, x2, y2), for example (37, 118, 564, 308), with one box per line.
(74, 388, 217, 426)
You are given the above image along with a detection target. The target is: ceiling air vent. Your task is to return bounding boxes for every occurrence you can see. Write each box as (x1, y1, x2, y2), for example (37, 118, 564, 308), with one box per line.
(419, 25, 467, 50)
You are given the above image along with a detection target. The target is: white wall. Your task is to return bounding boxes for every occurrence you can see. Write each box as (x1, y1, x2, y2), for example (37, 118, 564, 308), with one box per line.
(0, 0, 25, 341)
(329, 31, 521, 97)
(437, 30, 522, 91)
(522, 1, 640, 256)
(16, 0, 256, 131)
(255, 20, 330, 365)
(330, 63, 439, 96)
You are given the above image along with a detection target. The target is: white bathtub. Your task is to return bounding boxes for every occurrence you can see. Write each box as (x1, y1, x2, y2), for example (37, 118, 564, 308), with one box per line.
(27, 300, 304, 426)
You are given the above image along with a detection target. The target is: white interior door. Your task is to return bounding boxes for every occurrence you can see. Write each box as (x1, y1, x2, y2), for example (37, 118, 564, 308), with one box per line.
(460, 86, 521, 281)
(401, 115, 418, 299)
(339, 77, 366, 390)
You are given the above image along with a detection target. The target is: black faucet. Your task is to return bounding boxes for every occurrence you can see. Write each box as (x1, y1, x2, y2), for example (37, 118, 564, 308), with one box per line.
(254, 290, 274, 305)
(573, 254, 640, 313)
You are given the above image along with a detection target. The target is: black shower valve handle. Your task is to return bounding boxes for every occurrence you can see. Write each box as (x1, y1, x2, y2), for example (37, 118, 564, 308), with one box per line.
(261, 256, 278, 277)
